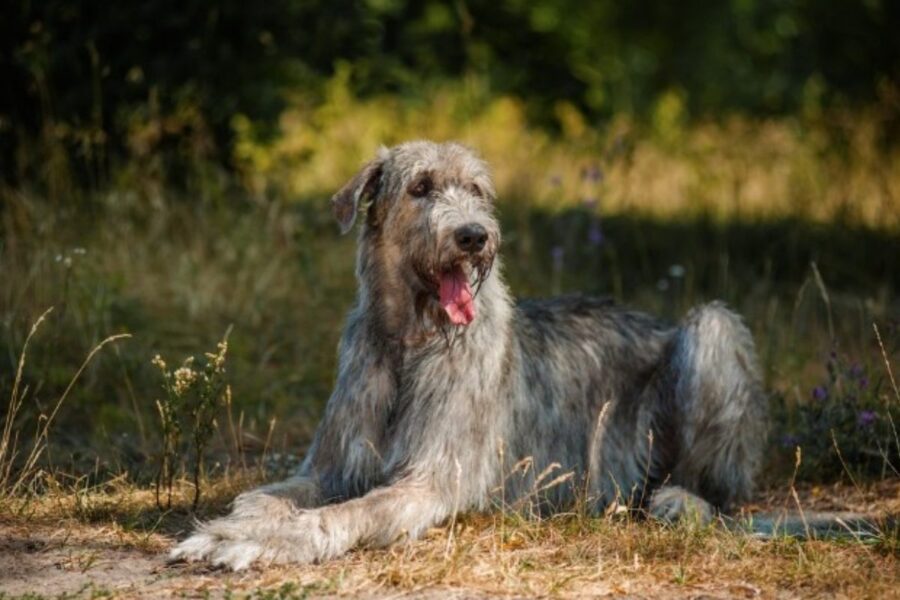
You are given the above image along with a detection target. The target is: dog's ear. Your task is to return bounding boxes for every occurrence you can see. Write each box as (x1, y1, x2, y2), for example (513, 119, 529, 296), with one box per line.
(331, 155, 386, 235)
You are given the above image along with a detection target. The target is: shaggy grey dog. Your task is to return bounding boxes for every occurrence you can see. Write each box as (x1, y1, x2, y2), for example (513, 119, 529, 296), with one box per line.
(170, 141, 767, 570)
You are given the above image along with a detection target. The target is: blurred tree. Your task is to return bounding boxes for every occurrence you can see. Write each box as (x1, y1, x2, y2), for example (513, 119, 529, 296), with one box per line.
(2, 0, 897, 186)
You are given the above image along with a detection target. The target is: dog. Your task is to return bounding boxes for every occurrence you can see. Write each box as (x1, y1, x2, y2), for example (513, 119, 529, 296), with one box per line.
(170, 140, 767, 570)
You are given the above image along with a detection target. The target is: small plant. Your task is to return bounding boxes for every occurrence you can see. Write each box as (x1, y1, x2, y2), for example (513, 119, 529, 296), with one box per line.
(152, 332, 231, 510)
(781, 343, 899, 481)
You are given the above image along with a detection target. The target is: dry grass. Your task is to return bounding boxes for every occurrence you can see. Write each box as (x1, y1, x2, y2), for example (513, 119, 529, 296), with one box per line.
(1, 479, 898, 598)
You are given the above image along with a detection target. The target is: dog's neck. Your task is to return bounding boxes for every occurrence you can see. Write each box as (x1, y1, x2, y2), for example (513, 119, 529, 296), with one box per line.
(354, 234, 510, 350)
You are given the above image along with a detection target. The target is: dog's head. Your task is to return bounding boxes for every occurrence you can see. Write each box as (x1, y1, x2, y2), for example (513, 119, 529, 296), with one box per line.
(332, 141, 500, 328)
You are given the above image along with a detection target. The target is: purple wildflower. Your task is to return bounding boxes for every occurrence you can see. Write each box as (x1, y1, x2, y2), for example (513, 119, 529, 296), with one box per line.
(857, 410, 877, 428)
(858, 376, 869, 389)
(849, 363, 864, 379)
(811, 385, 828, 401)
(587, 221, 604, 247)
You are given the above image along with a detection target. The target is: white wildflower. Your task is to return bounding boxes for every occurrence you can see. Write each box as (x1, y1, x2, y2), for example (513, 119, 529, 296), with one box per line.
(151, 354, 167, 371)
(173, 366, 198, 396)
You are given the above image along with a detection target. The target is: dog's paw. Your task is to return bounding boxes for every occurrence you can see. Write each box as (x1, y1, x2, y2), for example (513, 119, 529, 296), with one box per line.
(172, 533, 272, 571)
(649, 485, 713, 525)
(169, 510, 333, 570)
(168, 531, 220, 564)
(207, 539, 266, 571)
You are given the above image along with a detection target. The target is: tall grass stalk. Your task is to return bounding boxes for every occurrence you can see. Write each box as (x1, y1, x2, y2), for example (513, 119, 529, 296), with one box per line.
(873, 323, 900, 463)
(0, 307, 53, 494)
(1, 306, 130, 501)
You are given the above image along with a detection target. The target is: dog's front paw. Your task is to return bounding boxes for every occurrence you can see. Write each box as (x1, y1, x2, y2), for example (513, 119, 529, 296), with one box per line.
(170, 534, 267, 571)
(170, 514, 276, 570)
(169, 510, 334, 570)
(169, 531, 220, 564)
(207, 539, 267, 571)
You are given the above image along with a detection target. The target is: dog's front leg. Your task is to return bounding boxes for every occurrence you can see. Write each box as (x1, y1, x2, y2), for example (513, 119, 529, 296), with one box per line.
(172, 477, 447, 569)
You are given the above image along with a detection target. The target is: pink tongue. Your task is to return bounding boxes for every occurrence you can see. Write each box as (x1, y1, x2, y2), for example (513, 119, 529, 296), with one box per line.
(439, 267, 476, 326)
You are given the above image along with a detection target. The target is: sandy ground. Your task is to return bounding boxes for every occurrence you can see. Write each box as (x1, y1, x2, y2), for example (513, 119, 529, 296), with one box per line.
(2, 530, 164, 597)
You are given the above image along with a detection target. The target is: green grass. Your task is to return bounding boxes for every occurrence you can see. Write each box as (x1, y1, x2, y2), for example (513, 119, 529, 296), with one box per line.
(1, 187, 898, 485)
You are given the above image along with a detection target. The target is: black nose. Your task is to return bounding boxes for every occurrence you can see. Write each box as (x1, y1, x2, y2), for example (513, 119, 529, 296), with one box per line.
(454, 223, 488, 254)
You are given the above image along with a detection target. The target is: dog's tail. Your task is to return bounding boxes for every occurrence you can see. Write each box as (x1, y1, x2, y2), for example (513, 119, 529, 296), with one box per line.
(730, 511, 898, 540)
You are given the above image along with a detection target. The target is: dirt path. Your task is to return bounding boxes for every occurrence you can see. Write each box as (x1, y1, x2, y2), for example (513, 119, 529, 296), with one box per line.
(3, 532, 164, 597)
(1, 523, 194, 598)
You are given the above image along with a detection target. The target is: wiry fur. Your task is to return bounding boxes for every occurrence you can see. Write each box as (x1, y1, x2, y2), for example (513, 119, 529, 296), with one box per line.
(170, 141, 767, 569)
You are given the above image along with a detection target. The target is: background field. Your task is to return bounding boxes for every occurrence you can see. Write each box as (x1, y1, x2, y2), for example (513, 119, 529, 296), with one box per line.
(1, 1, 899, 597)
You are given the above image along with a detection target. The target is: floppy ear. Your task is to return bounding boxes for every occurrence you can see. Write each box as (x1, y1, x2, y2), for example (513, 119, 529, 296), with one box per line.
(331, 156, 385, 235)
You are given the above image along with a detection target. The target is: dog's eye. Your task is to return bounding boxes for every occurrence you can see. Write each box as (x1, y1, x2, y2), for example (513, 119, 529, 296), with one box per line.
(469, 183, 483, 198)
(408, 177, 433, 198)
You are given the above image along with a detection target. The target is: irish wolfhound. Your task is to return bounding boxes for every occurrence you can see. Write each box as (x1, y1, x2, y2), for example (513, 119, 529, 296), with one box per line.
(170, 141, 767, 570)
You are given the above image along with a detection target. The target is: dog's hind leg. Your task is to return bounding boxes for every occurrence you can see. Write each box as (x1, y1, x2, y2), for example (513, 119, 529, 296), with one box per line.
(650, 302, 767, 521)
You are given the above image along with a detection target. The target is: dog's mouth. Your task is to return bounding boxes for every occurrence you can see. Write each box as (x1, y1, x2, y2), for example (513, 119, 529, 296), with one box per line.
(417, 257, 492, 328)
(439, 265, 476, 326)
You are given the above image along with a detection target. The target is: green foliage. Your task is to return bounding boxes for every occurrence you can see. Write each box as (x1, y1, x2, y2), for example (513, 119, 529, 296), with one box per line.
(3, 0, 899, 187)
(1, 0, 377, 184)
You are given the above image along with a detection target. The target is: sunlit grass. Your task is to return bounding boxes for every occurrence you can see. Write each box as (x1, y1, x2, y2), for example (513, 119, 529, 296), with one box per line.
(234, 72, 900, 229)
